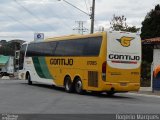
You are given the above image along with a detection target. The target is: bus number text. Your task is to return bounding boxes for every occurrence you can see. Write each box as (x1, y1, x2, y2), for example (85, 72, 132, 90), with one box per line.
(87, 61, 97, 65)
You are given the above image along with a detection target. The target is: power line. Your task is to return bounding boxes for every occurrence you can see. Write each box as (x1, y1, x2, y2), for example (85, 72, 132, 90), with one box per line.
(61, 2, 76, 19)
(0, 35, 26, 38)
(60, 4, 78, 31)
(13, 0, 55, 30)
(84, 0, 90, 14)
(60, 0, 95, 34)
(46, 2, 73, 30)
(88, 0, 92, 7)
(0, 12, 35, 31)
(62, 0, 90, 16)
(20, 0, 80, 33)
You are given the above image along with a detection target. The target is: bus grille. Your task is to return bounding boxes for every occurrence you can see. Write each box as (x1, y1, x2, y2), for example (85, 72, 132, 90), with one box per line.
(88, 71, 98, 87)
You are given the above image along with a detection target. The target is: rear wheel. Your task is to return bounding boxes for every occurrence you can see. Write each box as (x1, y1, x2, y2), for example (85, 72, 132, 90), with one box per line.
(92, 91, 102, 95)
(64, 76, 73, 93)
(75, 78, 84, 94)
(106, 91, 115, 96)
(27, 73, 32, 85)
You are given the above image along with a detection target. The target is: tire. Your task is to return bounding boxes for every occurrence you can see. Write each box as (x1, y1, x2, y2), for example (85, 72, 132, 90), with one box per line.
(74, 78, 84, 94)
(106, 91, 115, 96)
(92, 91, 102, 95)
(64, 76, 73, 93)
(27, 73, 32, 85)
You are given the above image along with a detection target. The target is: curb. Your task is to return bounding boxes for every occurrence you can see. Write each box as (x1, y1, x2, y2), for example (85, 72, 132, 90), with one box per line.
(127, 92, 160, 98)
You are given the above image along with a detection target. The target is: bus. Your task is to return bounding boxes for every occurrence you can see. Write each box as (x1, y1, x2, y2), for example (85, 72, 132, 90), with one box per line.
(18, 31, 141, 95)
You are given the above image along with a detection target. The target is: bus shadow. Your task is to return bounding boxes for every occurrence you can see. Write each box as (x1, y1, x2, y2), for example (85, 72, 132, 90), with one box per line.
(83, 92, 134, 99)
(25, 83, 65, 92)
(22, 83, 134, 99)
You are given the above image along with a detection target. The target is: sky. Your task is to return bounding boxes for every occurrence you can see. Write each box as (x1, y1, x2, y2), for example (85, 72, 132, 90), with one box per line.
(0, 0, 159, 41)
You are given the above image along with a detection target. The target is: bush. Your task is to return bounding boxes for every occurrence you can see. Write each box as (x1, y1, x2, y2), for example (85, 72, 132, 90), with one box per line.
(141, 60, 151, 87)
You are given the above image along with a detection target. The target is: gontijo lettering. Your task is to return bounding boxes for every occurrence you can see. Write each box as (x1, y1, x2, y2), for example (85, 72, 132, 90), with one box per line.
(108, 54, 140, 61)
(50, 58, 73, 65)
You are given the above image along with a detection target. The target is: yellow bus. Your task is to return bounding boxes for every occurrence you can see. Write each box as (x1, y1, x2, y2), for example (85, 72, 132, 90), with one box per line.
(19, 31, 141, 95)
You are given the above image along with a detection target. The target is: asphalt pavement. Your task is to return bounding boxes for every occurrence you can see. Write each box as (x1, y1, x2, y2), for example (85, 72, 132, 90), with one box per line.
(0, 79, 160, 115)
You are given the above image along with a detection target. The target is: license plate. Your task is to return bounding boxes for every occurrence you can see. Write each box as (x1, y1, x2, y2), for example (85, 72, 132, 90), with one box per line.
(120, 83, 127, 86)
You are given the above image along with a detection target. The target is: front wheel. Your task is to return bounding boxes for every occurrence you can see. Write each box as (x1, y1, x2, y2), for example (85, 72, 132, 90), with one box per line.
(27, 74, 32, 85)
(74, 78, 84, 94)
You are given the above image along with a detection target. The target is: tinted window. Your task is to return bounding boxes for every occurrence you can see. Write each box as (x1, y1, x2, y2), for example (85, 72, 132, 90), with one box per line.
(26, 36, 102, 57)
(55, 39, 87, 56)
(26, 42, 57, 56)
(84, 37, 102, 56)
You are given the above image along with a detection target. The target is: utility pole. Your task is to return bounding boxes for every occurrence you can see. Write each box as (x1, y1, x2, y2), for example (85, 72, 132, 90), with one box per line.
(73, 21, 88, 34)
(60, 0, 95, 34)
(90, 0, 95, 34)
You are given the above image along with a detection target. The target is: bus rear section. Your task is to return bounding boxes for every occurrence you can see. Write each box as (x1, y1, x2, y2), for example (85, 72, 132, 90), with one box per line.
(105, 31, 141, 93)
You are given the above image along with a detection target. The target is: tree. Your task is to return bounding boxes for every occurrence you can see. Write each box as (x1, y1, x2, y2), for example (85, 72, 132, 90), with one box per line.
(141, 4, 160, 63)
(110, 14, 139, 32)
(141, 4, 160, 40)
(140, 4, 160, 86)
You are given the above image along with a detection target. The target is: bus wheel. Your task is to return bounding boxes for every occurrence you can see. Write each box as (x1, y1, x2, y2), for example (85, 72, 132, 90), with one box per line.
(27, 74, 32, 85)
(106, 91, 115, 96)
(92, 91, 102, 95)
(64, 76, 73, 93)
(75, 78, 83, 94)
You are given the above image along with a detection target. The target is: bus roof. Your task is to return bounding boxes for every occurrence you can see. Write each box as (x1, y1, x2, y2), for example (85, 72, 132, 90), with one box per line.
(46, 31, 139, 42)
(25, 31, 139, 44)
(45, 32, 104, 42)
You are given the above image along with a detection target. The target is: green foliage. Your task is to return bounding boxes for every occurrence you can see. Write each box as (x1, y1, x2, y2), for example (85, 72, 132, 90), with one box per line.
(0, 42, 15, 56)
(110, 14, 139, 32)
(141, 4, 160, 63)
(141, 60, 152, 87)
(140, 4, 160, 86)
(141, 4, 160, 40)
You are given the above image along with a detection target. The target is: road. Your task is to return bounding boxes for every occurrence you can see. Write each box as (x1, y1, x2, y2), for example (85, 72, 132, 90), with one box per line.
(0, 79, 160, 114)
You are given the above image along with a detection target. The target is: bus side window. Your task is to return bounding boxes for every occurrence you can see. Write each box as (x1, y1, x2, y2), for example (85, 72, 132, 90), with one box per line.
(84, 37, 102, 56)
(54, 40, 86, 56)
(26, 42, 57, 57)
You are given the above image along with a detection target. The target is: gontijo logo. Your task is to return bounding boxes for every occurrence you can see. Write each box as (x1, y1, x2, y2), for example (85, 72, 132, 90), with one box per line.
(116, 36, 134, 47)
